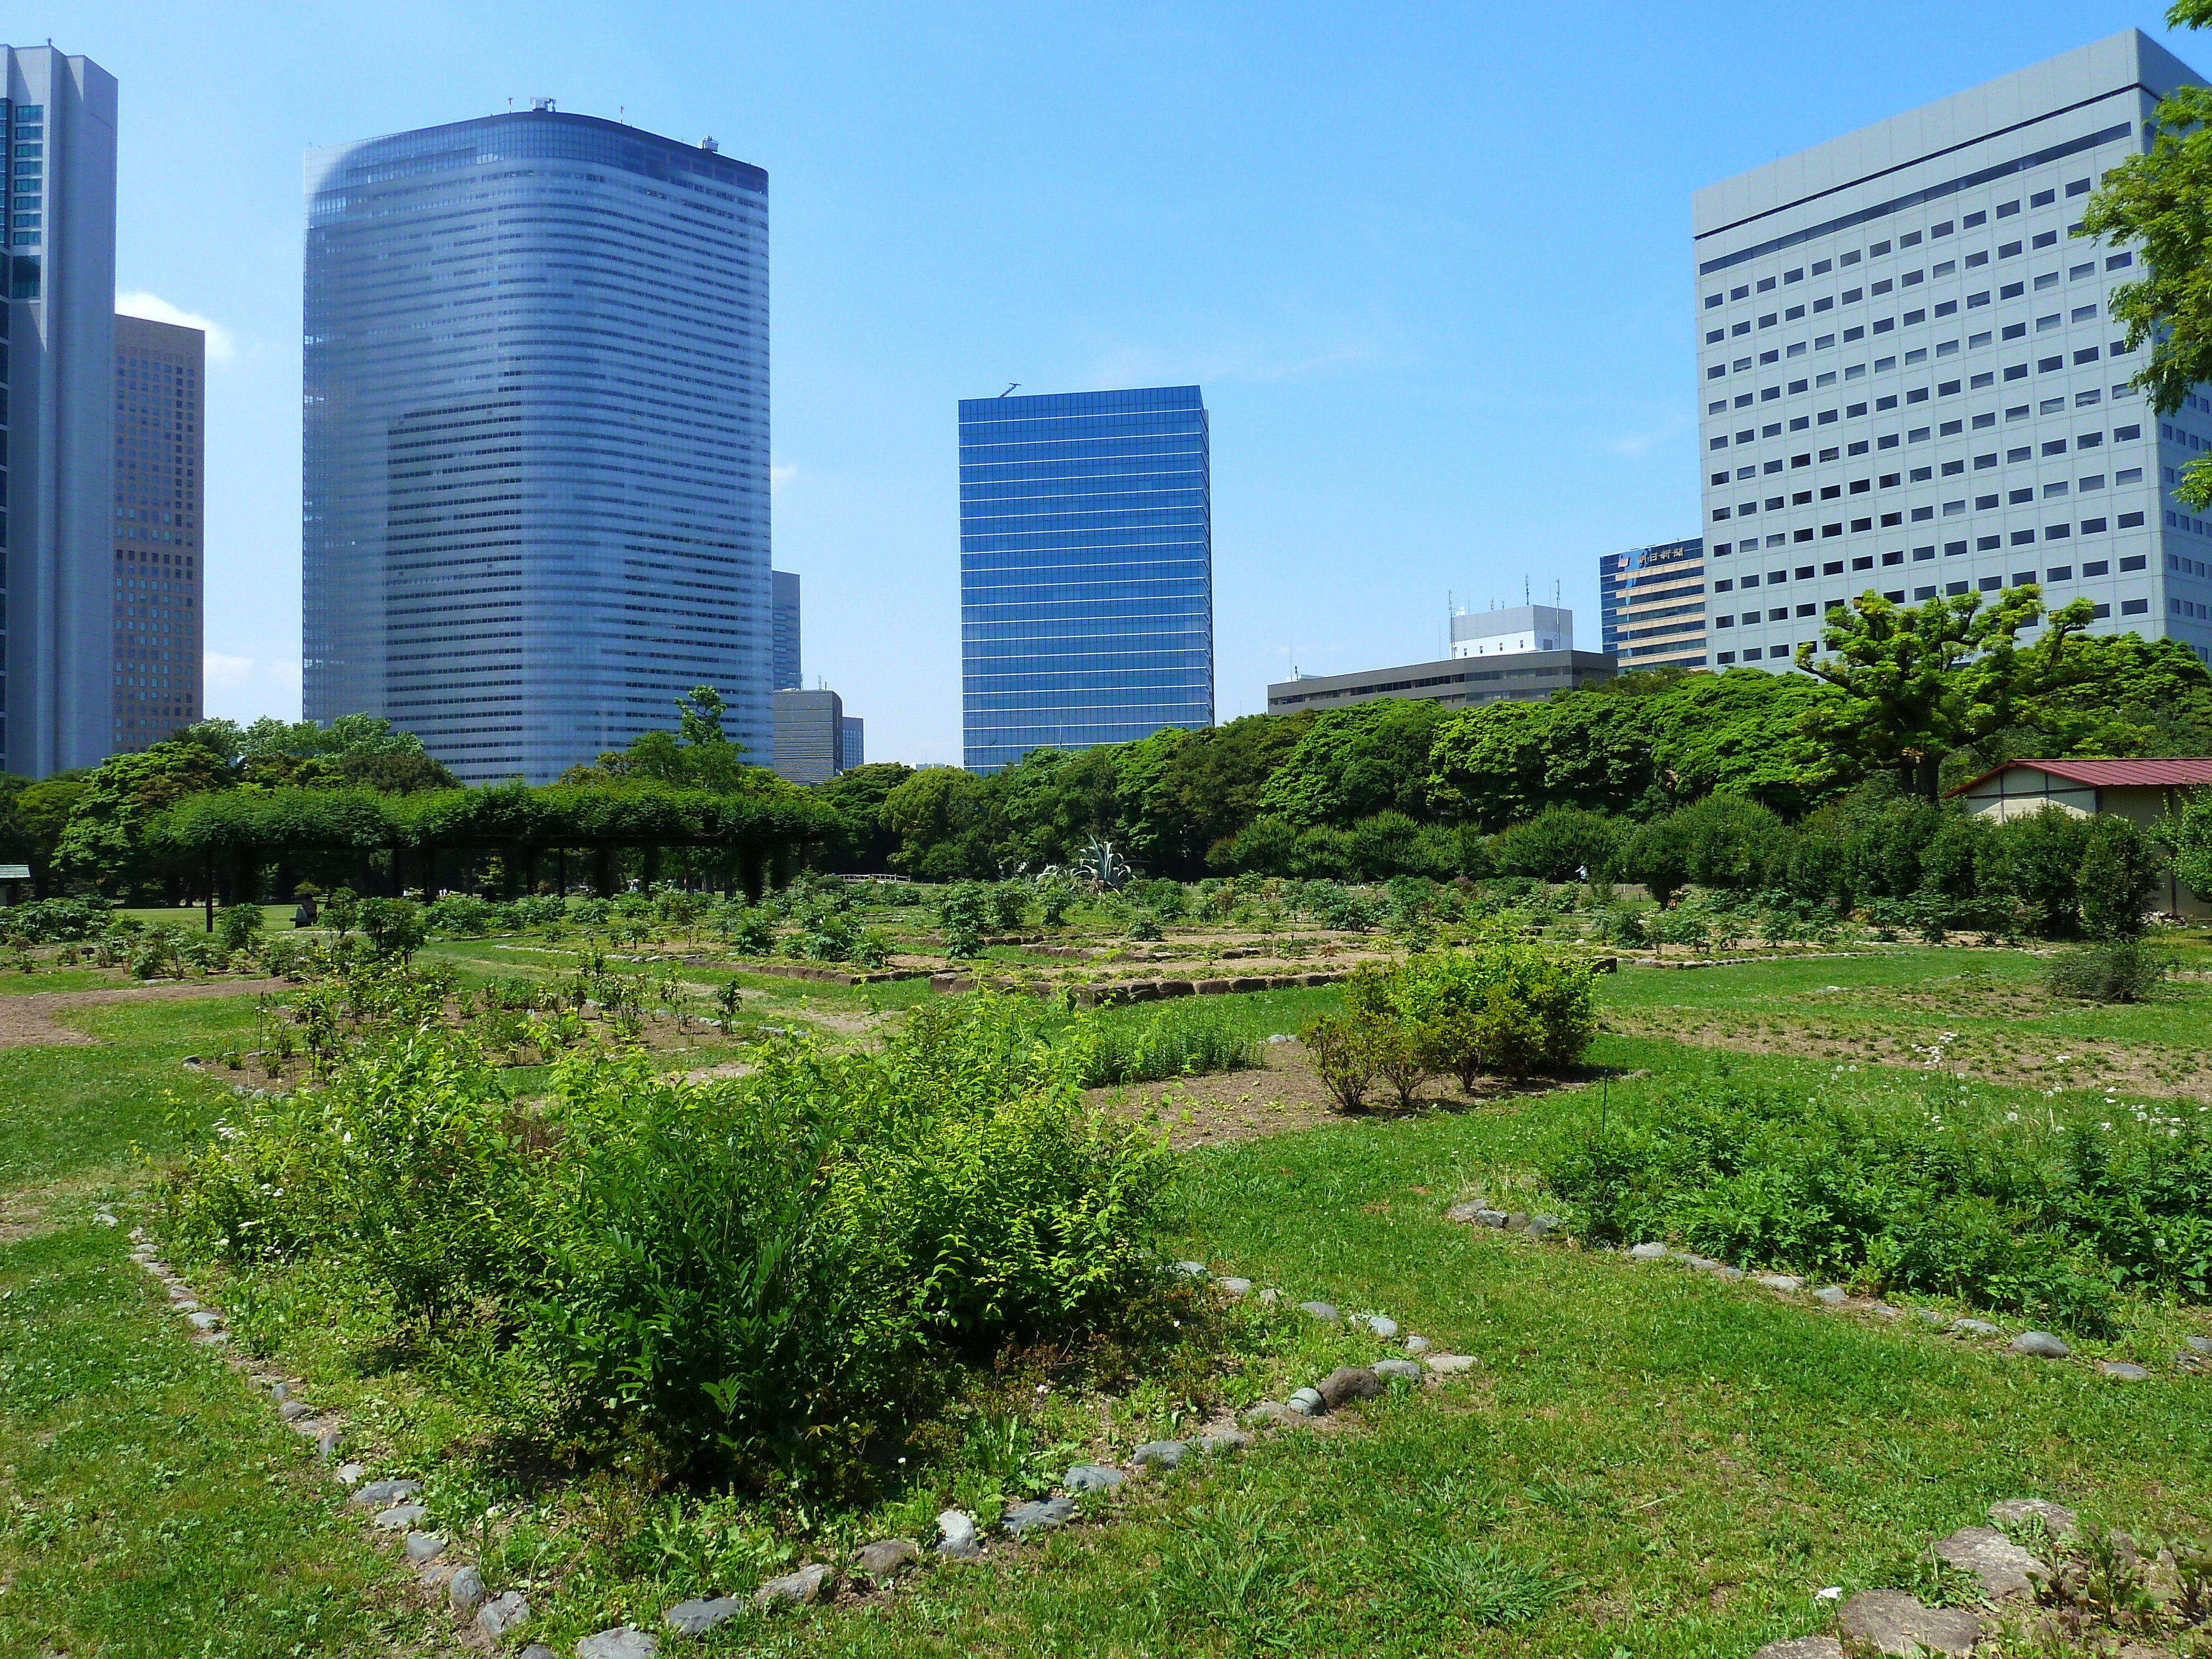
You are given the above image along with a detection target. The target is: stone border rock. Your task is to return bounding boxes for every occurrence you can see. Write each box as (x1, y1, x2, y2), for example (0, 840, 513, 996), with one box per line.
(1751, 1496, 2089, 1659)
(554, 1260, 1482, 1651)
(122, 1224, 531, 1645)
(119, 1224, 1486, 1652)
(1614, 1235, 2198, 1380)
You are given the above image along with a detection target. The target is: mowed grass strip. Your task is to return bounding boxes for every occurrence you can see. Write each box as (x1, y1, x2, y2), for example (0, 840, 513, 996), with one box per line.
(0, 1224, 445, 1658)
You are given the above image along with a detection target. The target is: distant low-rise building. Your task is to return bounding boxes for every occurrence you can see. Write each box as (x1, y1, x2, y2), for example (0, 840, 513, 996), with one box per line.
(1266, 648, 1615, 717)
(773, 688, 844, 785)
(1949, 755, 2212, 919)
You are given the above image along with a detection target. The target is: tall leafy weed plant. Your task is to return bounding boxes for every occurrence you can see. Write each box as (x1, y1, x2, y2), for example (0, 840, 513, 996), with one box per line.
(165, 995, 1175, 1476)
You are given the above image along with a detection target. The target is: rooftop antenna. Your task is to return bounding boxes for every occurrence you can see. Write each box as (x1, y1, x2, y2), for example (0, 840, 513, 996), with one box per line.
(1000, 382, 1020, 397)
(507, 97, 514, 112)
(1525, 574, 1531, 606)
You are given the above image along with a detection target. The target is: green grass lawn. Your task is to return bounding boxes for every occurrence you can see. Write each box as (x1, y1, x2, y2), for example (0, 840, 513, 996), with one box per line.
(2, 951, 2207, 1657)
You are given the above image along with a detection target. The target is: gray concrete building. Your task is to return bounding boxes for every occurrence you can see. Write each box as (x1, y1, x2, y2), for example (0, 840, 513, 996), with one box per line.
(110, 313, 205, 752)
(1266, 649, 1615, 717)
(773, 687, 843, 785)
(1450, 603, 1574, 658)
(3, 46, 117, 775)
(303, 105, 771, 782)
(1698, 32, 2210, 671)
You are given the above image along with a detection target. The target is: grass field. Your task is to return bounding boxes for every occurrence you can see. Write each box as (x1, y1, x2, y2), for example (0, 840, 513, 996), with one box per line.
(2, 941, 2208, 1657)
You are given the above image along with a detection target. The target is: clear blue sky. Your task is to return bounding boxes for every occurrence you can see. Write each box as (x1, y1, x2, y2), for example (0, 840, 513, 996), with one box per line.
(69, 1, 2208, 764)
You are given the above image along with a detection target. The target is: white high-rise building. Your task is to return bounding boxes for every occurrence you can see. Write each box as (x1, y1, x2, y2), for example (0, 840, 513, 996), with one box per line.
(303, 106, 771, 782)
(1696, 31, 2211, 671)
(3, 45, 117, 775)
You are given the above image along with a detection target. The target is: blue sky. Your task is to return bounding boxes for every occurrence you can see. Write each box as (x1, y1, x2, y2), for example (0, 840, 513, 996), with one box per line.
(74, 1, 2209, 764)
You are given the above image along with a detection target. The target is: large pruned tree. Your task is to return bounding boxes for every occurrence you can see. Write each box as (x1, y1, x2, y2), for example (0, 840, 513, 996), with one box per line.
(1793, 586, 2095, 799)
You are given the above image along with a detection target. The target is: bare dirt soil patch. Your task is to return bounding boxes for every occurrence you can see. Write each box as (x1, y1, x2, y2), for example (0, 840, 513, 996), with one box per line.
(0, 979, 293, 1050)
(1084, 1041, 1586, 1150)
(1600, 1003, 2212, 1099)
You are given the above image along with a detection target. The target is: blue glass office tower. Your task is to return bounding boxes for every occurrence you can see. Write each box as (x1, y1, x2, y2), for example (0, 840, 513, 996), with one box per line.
(303, 106, 770, 782)
(958, 385, 1212, 772)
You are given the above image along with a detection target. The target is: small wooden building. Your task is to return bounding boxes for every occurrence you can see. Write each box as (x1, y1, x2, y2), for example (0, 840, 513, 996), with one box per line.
(1948, 758, 2212, 920)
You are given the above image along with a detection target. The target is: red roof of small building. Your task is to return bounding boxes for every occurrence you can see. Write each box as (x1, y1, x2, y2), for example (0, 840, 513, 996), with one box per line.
(1948, 757, 2212, 796)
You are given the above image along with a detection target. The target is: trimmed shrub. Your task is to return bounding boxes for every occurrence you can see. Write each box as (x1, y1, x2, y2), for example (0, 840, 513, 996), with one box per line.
(1489, 806, 1620, 884)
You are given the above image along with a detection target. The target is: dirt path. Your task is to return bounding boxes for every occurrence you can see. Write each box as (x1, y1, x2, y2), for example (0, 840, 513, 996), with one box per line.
(1599, 1006, 2212, 1099)
(1084, 1041, 1586, 1149)
(0, 979, 291, 1048)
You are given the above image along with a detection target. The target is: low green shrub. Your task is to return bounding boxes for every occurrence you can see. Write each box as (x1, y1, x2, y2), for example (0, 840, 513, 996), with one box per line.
(216, 902, 266, 954)
(1065, 1000, 1261, 1088)
(936, 881, 990, 958)
(724, 904, 778, 956)
(164, 994, 1176, 1475)
(425, 893, 494, 936)
(1543, 1074, 2212, 1332)
(0, 896, 111, 942)
(2046, 937, 2173, 1003)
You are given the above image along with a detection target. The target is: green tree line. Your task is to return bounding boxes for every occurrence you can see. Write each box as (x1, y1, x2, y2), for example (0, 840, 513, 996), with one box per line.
(813, 594, 2212, 883)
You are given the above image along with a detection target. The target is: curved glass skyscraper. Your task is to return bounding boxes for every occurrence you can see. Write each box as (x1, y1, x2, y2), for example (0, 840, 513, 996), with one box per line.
(303, 107, 769, 781)
(958, 385, 1213, 773)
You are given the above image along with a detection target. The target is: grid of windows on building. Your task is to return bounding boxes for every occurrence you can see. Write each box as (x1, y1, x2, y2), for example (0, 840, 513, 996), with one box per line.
(6, 97, 43, 249)
(1695, 30, 2208, 670)
(302, 107, 772, 784)
(958, 385, 1213, 773)
(1599, 540, 1707, 669)
(771, 569, 801, 691)
(111, 315, 204, 752)
(2, 49, 122, 776)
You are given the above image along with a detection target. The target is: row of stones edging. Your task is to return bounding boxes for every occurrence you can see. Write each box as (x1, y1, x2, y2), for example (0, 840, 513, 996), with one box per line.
(118, 1214, 1474, 1656)
(1443, 1201, 2209, 1380)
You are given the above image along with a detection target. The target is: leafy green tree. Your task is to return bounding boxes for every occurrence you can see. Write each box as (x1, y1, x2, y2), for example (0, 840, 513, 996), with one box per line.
(1979, 806, 2093, 936)
(2082, 4, 2212, 507)
(880, 766, 1001, 880)
(1489, 805, 1620, 882)
(1120, 713, 1313, 875)
(2075, 815, 2162, 939)
(814, 761, 915, 872)
(0, 771, 90, 896)
(1794, 587, 2094, 799)
(2169, 789, 2212, 902)
(997, 745, 1120, 870)
(54, 742, 236, 891)
(1671, 793, 1787, 893)
(1616, 813, 1693, 909)
(1257, 698, 1444, 828)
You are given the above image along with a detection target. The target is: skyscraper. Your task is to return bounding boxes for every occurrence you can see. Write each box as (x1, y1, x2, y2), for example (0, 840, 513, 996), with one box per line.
(1697, 32, 2206, 670)
(958, 385, 1212, 773)
(1599, 539, 1707, 670)
(303, 105, 771, 782)
(771, 687, 842, 786)
(839, 714, 863, 771)
(111, 314, 204, 752)
(771, 569, 801, 690)
(3, 45, 117, 776)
